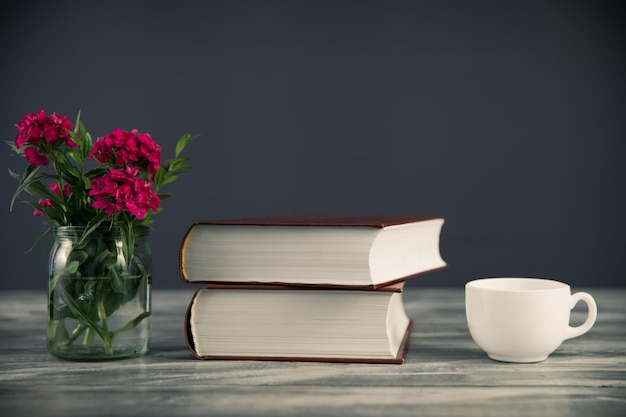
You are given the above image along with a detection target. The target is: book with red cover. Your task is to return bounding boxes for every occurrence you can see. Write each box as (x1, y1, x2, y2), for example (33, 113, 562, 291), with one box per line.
(184, 280, 413, 364)
(179, 214, 447, 289)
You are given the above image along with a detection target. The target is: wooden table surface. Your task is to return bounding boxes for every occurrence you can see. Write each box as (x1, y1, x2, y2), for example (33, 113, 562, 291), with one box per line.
(0, 287, 624, 417)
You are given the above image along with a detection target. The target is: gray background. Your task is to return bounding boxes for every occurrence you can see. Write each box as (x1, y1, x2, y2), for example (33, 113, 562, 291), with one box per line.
(1, 0, 624, 291)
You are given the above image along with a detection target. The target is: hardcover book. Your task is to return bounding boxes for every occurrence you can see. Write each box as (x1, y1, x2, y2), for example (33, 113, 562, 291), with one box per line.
(185, 281, 413, 363)
(179, 214, 446, 288)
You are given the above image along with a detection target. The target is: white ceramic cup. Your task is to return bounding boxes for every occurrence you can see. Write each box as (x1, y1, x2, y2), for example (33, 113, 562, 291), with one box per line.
(465, 277, 597, 363)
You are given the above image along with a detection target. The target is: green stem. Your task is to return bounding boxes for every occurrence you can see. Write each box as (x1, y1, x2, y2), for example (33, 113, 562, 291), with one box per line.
(97, 294, 114, 355)
(51, 160, 68, 225)
(59, 283, 107, 345)
(104, 335, 113, 356)
(67, 323, 87, 346)
(83, 326, 94, 346)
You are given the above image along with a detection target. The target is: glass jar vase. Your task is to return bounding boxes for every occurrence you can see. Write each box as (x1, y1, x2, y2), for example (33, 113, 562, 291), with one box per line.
(47, 226, 152, 360)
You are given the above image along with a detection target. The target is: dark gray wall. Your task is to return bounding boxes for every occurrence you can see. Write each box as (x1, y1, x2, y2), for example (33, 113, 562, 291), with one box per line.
(1, 0, 624, 291)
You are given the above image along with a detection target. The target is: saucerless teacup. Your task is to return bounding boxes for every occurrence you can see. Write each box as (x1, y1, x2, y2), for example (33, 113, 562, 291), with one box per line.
(465, 278, 597, 363)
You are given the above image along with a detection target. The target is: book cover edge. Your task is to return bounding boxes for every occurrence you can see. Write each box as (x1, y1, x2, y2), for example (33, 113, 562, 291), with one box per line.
(189, 214, 444, 228)
(180, 264, 448, 290)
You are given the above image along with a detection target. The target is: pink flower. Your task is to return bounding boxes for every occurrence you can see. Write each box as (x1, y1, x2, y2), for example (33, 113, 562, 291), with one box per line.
(47, 112, 75, 146)
(131, 130, 161, 173)
(89, 168, 160, 219)
(50, 182, 72, 197)
(90, 128, 161, 177)
(15, 110, 76, 166)
(24, 147, 49, 166)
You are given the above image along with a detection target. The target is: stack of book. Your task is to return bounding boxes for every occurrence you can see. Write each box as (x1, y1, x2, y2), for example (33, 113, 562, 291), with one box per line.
(178, 214, 447, 364)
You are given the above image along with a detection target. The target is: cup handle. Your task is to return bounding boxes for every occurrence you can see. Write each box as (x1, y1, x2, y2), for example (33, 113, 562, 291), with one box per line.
(564, 292, 597, 340)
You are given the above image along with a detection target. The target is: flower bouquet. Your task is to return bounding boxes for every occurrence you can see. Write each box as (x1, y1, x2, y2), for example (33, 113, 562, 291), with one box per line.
(6, 110, 193, 360)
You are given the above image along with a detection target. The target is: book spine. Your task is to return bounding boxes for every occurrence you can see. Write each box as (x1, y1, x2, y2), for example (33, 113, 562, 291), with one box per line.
(183, 286, 202, 358)
(179, 224, 196, 283)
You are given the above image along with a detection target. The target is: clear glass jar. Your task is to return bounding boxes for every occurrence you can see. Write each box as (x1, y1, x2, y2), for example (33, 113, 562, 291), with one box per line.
(47, 226, 152, 360)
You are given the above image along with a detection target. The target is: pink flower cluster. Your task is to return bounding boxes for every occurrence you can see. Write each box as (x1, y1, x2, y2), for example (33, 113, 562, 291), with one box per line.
(15, 110, 76, 166)
(89, 128, 161, 178)
(88, 129, 162, 219)
(14, 110, 163, 221)
(34, 183, 72, 217)
(89, 167, 160, 220)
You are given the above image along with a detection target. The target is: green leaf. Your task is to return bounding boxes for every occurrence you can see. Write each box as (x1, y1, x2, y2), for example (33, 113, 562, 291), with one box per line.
(65, 260, 81, 275)
(68, 148, 83, 165)
(80, 122, 93, 160)
(26, 228, 52, 254)
(83, 280, 97, 301)
(61, 164, 82, 183)
(90, 249, 115, 277)
(153, 169, 165, 188)
(119, 220, 135, 272)
(48, 318, 71, 344)
(76, 213, 109, 246)
(24, 180, 61, 201)
(97, 296, 110, 334)
(167, 158, 185, 171)
(160, 175, 179, 186)
(8, 167, 23, 181)
(27, 202, 66, 225)
(4, 139, 19, 153)
(58, 283, 108, 343)
(68, 250, 89, 264)
(111, 268, 125, 294)
(9, 164, 43, 210)
(86, 167, 109, 179)
(175, 163, 192, 172)
(112, 312, 151, 337)
(175, 133, 194, 158)
(73, 111, 82, 134)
